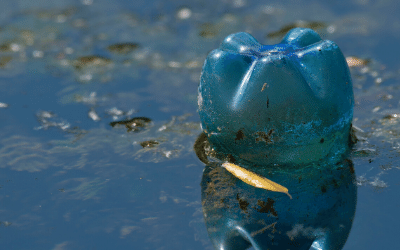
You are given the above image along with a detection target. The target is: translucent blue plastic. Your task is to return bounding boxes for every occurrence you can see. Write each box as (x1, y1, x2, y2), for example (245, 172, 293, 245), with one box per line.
(198, 28, 354, 166)
(197, 28, 356, 250)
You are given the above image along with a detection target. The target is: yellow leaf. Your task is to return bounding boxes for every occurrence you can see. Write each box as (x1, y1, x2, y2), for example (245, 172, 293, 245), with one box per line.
(222, 162, 292, 199)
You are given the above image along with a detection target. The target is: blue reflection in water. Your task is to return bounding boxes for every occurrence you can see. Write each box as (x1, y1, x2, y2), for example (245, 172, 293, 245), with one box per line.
(196, 135, 357, 250)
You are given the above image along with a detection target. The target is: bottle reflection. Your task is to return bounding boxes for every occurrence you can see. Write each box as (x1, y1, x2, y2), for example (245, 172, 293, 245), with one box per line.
(195, 133, 357, 250)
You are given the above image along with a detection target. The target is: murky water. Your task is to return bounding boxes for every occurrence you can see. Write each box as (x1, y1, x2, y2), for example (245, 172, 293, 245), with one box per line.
(0, 0, 399, 249)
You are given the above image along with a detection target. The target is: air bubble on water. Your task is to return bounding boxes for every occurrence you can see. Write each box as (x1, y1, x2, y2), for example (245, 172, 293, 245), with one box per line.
(88, 109, 100, 121)
(176, 7, 192, 20)
(39, 111, 55, 119)
(356, 175, 388, 190)
(158, 125, 167, 132)
(33, 50, 44, 58)
(356, 175, 368, 186)
(164, 151, 173, 158)
(10, 43, 21, 52)
(372, 106, 380, 112)
(60, 123, 71, 131)
(327, 25, 336, 33)
(370, 177, 388, 189)
(375, 77, 382, 84)
(106, 107, 124, 117)
(105, 107, 136, 120)
(0, 102, 9, 108)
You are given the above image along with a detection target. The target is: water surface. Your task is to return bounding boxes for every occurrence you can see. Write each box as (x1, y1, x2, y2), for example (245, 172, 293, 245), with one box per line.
(0, 0, 399, 249)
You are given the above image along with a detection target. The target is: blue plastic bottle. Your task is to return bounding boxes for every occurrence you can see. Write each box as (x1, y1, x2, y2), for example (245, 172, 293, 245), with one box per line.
(198, 28, 354, 166)
(197, 28, 356, 250)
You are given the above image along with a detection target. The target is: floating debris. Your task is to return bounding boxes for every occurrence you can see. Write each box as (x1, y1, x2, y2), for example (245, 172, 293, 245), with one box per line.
(352, 148, 376, 157)
(380, 94, 393, 101)
(168, 61, 182, 68)
(120, 225, 139, 239)
(159, 191, 168, 202)
(37, 110, 54, 119)
(356, 175, 388, 190)
(35, 111, 70, 130)
(184, 60, 201, 69)
(106, 107, 124, 116)
(74, 92, 99, 105)
(163, 150, 174, 158)
(199, 23, 219, 38)
(35, 111, 85, 137)
(20, 30, 35, 46)
(0, 43, 23, 52)
(176, 7, 192, 20)
(0, 102, 9, 108)
(0, 56, 12, 67)
(140, 140, 159, 148)
(73, 55, 112, 70)
(193, 132, 210, 164)
(35, 111, 69, 131)
(107, 43, 140, 54)
(370, 177, 388, 190)
(133, 115, 201, 163)
(372, 106, 381, 113)
(105, 107, 136, 120)
(88, 109, 100, 121)
(1, 221, 12, 227)
(346, 56, 370, 67)
(374, 77, 382, 84)
(110, 117, 152, 132)
(222, 162, 292, 199)
(382, 113, 400, 121)
(380, 113, 400, 126)
(349, 126, 359, 144)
